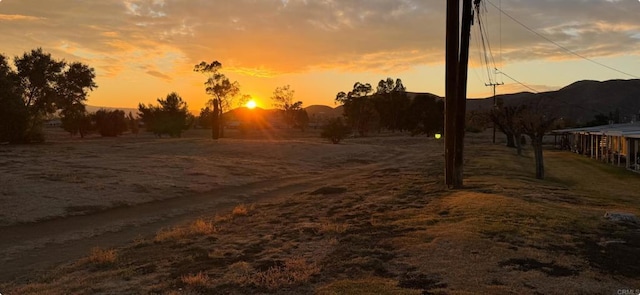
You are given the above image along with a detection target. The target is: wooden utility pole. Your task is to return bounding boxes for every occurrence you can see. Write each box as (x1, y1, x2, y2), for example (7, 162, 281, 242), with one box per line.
(486, 82, 503, 144)
(445, 0, 474, 188)
(444, 0, 459, 186)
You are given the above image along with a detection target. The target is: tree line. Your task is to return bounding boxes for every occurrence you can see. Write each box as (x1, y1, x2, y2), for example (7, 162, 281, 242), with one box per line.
(332, 78, 444, 138)
(0, 50, 314, 143)
(0, 48, 97, 143)
(1, 50, 442, 145)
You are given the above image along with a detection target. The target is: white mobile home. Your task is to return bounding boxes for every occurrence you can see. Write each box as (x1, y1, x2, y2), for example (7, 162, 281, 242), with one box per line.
(552, 123, 640, 171)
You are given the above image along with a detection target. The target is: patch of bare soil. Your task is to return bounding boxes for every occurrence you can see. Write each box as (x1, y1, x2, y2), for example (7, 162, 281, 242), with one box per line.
(2, 130, 640, 294)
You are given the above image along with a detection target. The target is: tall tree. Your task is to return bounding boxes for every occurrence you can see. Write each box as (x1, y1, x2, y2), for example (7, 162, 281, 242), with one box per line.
(336, 82, 377, 136)
(194, 61, 239, 139)
(15, 48, 65, 116)
(490, 105, 521, 148)
(1, 48, 96, 143)
(56, 62, 97, 110)
(0, 54, 28, 143)
(57, 62, 97, 139)
(128, 112, 139, 136)
(271, 85, 306, 130)
(198, 106, 213, 129)
(404, 94, 444, 136)
(374, 77, 408, 131)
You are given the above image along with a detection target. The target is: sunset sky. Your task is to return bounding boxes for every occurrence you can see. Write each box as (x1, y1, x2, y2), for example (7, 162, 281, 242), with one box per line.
(1, 0, 638, 112)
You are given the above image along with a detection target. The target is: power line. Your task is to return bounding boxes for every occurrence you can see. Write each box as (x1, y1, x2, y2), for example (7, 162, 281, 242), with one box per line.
(498, 69, 606, 115)
(486, 0, 639, 79)
(473, 0, 500, 85)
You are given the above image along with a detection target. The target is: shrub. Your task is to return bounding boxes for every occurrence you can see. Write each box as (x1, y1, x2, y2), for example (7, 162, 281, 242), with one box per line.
(321, 118, 350, 144)
(138, 92, 190, 138)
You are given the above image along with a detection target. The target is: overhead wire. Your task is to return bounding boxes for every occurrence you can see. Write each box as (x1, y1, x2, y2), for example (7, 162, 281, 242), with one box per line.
(474, 0, 498, 85)
(473, 0, 638, 118)
(498, 69, 608, 115)
(485, 0, 639, 79)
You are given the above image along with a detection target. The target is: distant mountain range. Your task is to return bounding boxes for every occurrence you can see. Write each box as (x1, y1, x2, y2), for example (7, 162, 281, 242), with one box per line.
(467, 79, 640, 124)
(86, 79, 640, 125)
(85, 105, 139, 115)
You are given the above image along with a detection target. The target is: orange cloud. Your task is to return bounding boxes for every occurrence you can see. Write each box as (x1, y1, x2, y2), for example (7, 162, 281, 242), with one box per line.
(0, 14, 42, 21)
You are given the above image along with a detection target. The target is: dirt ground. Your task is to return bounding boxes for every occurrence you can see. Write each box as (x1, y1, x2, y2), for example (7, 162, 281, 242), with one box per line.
(1, 128, 640, 294)
(0, 128, 421, 282)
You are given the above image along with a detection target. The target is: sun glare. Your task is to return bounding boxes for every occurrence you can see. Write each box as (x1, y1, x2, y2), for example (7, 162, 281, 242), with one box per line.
(246, 100, 257, 109)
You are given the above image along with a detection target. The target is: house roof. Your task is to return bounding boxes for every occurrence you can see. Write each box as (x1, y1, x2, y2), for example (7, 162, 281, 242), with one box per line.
(553, 122, 640, 137)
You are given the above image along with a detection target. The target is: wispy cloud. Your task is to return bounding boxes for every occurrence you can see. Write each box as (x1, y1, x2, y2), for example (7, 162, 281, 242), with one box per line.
(0, 14, 43, 21)
(0, 0, 638, 105)
(146, 70, 172, 81)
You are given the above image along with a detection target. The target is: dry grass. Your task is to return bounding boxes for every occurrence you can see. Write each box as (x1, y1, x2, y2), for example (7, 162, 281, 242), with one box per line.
(154, 218, 215, 242)
(231, 203, 249, 216)
(221, 261, 253, 285)
(317, 277, 422, 295)
(180, 271, 210, 288)
(86, 247, 117, 266)
(252, 257, 320, 290)
(4, 132, 640, 295)
(317, 222, 349, 234)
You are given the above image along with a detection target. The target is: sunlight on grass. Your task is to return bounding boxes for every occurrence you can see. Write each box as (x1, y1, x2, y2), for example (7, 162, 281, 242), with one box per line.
(155, 218, 216, 242)
(181, 271, 210, 288)
(232, 204, 250, 216)
(87, 247, 117, 266)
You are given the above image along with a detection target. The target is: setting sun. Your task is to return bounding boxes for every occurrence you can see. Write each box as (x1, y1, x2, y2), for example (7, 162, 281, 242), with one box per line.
(246, 100, 257, 109)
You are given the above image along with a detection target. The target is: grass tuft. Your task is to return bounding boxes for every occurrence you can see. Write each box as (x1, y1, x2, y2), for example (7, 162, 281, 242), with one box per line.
(317, 222, 349, 234)
(181, 271, 210, 288)
(232, 204, 249, 216)
(252, 257, 320, 290)
(87, 247, 117, 266)
(155, 218, 216, 242)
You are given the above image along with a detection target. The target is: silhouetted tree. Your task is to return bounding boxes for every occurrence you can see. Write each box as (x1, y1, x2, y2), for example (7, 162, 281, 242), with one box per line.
(60, 103, 93, 138)
(128, 112, 139, 136)
(374, 78, 409, 131)
(194, 61, 239, 139)
(295, 109, 310, 132)
(270, 85, 309, 131)
(0, 54, 28, 143)
(404, 94, 444, 136)
(138, 92, 190, 137)
(517, 108, 558, 179)
(198, 106, 213, 129)
(0, 49, 96, 143)
(15, 48, 97, 142)
(95, 109, 127, 137)
(490, 105, 522, 148)
(336, 82, 377, 136)
(466, 110, 490, 133)
(321, 118, 350, 144)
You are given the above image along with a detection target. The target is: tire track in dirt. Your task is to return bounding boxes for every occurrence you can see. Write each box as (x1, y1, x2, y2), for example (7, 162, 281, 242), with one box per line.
(0, 149, 418, 283)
